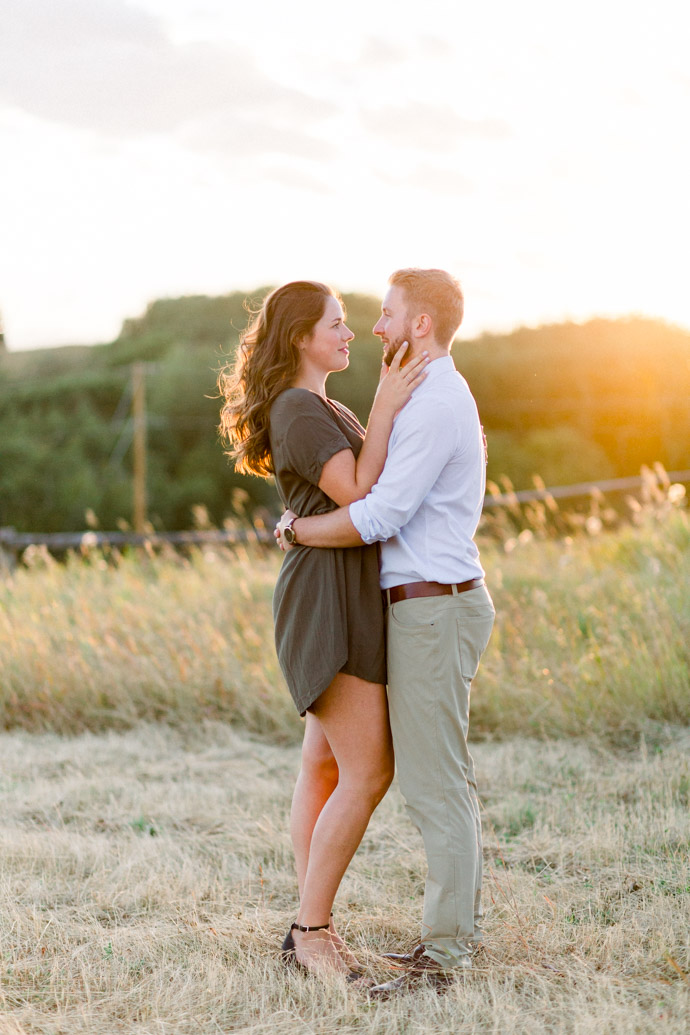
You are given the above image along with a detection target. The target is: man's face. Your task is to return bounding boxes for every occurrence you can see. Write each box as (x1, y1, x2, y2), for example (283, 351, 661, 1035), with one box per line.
(373, 285, 414, 366)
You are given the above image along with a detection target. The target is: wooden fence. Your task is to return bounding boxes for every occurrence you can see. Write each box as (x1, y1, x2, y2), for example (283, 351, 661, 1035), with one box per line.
(482, 467, 690, 506)
(1, 467, 689, 566)
(0, 527, 273, 566)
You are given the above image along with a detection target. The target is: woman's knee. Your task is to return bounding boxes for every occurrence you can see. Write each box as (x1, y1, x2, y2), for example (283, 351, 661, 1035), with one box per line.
(301, 739, 339, 790)
(374, 748, 395, 801)
(348, 744, 395, 804)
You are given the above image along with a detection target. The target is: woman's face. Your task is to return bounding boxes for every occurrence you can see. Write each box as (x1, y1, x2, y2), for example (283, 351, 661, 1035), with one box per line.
(299, 295, 354, 377)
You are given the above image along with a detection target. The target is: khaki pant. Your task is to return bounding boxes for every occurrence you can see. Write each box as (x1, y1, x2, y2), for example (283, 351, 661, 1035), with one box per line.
(386, 585, 495, 968)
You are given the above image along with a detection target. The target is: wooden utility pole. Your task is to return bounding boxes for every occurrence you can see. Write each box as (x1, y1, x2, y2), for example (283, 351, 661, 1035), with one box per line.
(131, 362, 147, 533)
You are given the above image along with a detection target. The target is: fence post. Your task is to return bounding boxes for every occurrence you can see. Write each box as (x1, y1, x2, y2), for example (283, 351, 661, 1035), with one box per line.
(0, 527, 17, 573)
(132, 362, 147, 533)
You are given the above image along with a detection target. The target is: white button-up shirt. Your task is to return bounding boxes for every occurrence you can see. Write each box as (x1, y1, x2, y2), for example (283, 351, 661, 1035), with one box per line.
(349, 355, 486, 590)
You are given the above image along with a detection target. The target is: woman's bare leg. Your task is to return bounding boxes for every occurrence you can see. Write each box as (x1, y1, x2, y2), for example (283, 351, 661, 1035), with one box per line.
(291, 673, 394, 973)
(289, 714, 367, 970)
(290, 714, 339, 897)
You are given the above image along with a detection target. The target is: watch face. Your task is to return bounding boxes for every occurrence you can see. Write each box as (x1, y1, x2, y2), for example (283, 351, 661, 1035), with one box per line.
(284, 525, 296, 544)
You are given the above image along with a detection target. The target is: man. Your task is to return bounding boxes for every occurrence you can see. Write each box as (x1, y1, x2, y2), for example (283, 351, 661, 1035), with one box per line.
(276, 268, 495, 994)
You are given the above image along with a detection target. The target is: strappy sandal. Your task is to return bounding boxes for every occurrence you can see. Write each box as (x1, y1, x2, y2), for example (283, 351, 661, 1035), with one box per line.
(281, 921, 367, 984)
(328, 915, 365, 974)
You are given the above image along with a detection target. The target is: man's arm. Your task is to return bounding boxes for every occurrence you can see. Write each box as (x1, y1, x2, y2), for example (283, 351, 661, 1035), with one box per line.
(276, 505, 363, 549)
(276, 399, 456, 552)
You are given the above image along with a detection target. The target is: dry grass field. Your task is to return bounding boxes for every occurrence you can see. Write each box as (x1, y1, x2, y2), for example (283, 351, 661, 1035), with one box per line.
(1, 501, 688, 1031)
(0, 723, 688, 1034)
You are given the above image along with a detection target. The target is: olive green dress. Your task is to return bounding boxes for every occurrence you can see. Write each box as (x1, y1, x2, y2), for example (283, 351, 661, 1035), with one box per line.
(269, 388, 386, 715)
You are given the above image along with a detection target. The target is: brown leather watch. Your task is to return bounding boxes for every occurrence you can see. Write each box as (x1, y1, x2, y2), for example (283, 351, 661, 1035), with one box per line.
(283, 517, 298, 545)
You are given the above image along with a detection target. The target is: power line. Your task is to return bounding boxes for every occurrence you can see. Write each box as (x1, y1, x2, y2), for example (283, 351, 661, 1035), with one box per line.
(108, 418, 134, 468)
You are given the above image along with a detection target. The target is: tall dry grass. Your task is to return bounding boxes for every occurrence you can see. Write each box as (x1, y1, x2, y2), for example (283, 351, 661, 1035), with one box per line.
(1, 508, 688, 743)
(0, 723, 688, 1033)
(0, 542, 300, 741)
(475, 508, 690, 741)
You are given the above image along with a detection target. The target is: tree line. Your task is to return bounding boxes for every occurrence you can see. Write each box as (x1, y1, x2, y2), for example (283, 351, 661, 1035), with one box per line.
(1, 291, 688, 533)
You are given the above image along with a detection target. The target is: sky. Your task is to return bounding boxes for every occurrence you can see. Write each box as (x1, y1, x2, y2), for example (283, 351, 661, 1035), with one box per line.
(1, 0, 689, 350)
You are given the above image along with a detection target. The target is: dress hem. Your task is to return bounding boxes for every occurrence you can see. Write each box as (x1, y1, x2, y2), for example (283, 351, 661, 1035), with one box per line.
(291, 658, 387, 717)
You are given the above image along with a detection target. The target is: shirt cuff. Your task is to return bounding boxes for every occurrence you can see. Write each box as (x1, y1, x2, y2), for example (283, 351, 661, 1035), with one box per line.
(348, 499, 378, 544)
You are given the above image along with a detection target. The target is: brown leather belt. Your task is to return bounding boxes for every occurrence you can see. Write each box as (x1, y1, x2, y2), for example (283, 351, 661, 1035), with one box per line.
(383, 577, 485, 607)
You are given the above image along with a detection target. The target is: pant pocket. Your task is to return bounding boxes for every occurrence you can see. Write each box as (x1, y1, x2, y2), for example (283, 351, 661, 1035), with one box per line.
(456, 610, 495, 679)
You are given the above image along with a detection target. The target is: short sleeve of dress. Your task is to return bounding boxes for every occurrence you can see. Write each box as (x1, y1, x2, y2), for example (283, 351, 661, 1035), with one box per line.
(282, 411, 352, 486)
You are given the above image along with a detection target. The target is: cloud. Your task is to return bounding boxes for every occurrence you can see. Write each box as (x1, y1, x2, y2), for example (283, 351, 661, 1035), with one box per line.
(417, 35, 454, 60)
(406, 165, 475, 195)
(263, 165, 332, 194)
(360, 103, 510, 152)
(0, 0, 336, 156)
(377, 164, 475, 195)
(358, 36, 409, 67)
(184, 115, 336, 163)
(358, 33, 453, 67)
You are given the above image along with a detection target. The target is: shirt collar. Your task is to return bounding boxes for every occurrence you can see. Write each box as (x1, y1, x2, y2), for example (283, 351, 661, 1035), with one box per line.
(422, 354, 455, 382)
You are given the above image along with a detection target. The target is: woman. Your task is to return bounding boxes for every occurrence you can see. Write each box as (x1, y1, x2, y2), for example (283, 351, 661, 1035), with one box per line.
(218, 281, 427, 980)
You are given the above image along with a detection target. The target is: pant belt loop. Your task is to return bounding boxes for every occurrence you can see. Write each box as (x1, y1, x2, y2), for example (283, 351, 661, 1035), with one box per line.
(452, 584, 459, 596)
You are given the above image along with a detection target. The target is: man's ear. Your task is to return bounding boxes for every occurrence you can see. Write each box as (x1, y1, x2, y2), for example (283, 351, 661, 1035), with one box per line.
(415, 313, 433, 339)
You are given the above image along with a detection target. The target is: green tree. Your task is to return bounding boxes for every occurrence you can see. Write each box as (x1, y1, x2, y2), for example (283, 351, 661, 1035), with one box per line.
(1, 296, 688, 532)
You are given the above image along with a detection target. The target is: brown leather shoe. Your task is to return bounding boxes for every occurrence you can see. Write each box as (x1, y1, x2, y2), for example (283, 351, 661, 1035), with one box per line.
(381, 942, 481, 965)
(380, 943, 426, 964)
(368, 952, 470, 997)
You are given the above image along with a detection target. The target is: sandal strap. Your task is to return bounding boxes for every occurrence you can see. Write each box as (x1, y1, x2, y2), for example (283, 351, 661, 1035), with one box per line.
(291, 921, 331, 933)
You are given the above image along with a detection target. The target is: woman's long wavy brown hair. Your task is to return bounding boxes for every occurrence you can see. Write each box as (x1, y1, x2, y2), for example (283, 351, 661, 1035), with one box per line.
(218, 281, 337, 477)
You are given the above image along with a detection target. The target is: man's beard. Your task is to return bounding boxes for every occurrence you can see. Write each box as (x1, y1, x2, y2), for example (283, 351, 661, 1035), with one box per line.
(383, 323, 414, 367)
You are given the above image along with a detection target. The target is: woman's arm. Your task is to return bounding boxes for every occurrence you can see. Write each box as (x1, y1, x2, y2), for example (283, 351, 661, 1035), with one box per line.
(317, 344, 428, 506)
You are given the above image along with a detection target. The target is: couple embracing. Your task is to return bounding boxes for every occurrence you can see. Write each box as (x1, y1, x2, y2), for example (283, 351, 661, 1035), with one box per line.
(219, 268, 495, 995)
